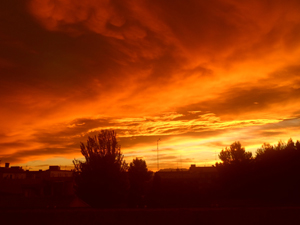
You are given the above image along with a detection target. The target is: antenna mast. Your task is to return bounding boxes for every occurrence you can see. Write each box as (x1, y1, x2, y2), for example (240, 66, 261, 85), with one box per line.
(157, 138, 161, 171)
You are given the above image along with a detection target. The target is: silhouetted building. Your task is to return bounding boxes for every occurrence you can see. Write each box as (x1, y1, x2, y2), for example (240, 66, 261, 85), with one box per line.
(189, 164, 218, 185)
(151, 165, 218, 207)
(156, 164, 218, 188)
(0, 165, 26, 180)
(0, 163, 81, 208)
(0, 163, 76, 208)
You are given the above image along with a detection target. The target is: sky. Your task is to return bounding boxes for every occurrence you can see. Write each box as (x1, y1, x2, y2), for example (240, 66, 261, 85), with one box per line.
(1, 0, 300, 171)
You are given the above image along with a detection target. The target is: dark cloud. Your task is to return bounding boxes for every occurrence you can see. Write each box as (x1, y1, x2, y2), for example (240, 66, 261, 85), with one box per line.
(179, 75, 300, 119)
(0, 1, 136, 104)
(258, 118, 300, 131)
(0, 141, 30, 149)
(150, 148, 176, 152)
(258, 131, 285, 138)
(148, 155, 177, 161)
(268, 64, 300, 82)
(0, 147, 76, 164)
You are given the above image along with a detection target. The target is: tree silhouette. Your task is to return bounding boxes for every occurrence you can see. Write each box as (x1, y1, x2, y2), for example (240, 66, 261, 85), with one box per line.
(286, 138, 296, 151)
(296, 140, 300, 151)
(218, 141, 252, 165)
(274, 140, 286, 151)
(252, 138, 300, 205)
(255, 142, 274, 160)
(216, 142, 253, 201)
(128, 158, 152, 207)
(73, 130, 129, 208)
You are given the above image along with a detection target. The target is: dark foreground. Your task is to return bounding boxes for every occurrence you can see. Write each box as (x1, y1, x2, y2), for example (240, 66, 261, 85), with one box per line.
(1, 207, 300, 225)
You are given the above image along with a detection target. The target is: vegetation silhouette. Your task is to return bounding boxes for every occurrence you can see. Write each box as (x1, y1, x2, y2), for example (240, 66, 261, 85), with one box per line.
(215, 138, 300, 206)
(127, 158, 152, 207)
(215, 142, 254, 203)
(218, 141, 252, 165)
(3, 132, 300, 209)
(72, 134, 300, 208)
(249, 138, 300, 205)
(149, 170, 208, 208)
(73, 130, 128, 208)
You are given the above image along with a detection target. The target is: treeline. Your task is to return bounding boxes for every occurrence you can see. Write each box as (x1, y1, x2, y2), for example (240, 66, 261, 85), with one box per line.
(215, 139, 300, 206)
(73, 130, 153, 208)
(73, 130, 300, 208)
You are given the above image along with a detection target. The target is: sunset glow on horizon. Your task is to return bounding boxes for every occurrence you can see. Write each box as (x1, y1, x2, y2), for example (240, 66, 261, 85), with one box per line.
(1, 0, 300, 171)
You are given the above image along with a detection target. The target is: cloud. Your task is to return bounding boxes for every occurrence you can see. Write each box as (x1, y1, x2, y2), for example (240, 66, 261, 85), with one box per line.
(0, 110, 291, 167)
(0, 141, 30, 149)
(0, 147, 76, 164)
(1, 0, 300, 169)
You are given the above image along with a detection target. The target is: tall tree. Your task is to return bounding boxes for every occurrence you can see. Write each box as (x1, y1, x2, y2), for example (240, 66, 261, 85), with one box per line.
(73, 130, 128, 208)
(216, 142, 253, 200)
(128, 158, 152, 207)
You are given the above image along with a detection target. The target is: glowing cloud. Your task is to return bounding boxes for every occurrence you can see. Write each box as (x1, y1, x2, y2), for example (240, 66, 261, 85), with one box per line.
(0, 0, 299, 170)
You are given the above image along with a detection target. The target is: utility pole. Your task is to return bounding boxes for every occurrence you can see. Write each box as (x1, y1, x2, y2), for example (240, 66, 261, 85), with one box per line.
(157, 138, 161, 171)
(180, 155, 182, 170)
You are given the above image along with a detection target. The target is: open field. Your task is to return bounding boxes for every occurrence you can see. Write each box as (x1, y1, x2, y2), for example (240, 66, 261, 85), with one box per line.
(0, 207, 299, 225)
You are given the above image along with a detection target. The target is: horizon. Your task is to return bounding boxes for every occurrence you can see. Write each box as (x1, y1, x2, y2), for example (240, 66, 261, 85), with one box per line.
(1, 0, 300, 171)
(2, 135, 299, 172)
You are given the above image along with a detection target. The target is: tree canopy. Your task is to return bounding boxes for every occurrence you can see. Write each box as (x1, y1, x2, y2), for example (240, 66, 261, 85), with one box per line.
(128, 158, 152, 207)
(73, 130, 128, 208)
(218, 141, 252, 165)
(128, 158, 151, 183)
(255, 142, 274, 159)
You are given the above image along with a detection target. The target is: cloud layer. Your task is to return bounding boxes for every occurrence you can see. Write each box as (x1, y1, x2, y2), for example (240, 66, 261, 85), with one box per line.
(0, 0, 300, 170)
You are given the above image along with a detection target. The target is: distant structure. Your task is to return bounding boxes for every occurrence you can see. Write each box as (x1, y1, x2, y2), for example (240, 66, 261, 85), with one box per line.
(0, 164, 73, 180)
(0, 163, 26, 179)
(157, 138, 161, 171)
(0, 163, 78, 208)
(155, 164, 218, 188)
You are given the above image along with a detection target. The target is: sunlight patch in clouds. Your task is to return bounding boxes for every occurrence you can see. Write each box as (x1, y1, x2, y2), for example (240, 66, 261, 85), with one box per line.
(85, 113, 282, 138)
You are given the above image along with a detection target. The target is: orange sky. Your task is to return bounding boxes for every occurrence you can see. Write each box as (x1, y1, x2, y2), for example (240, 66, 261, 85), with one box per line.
(1, 0, 300, 171)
